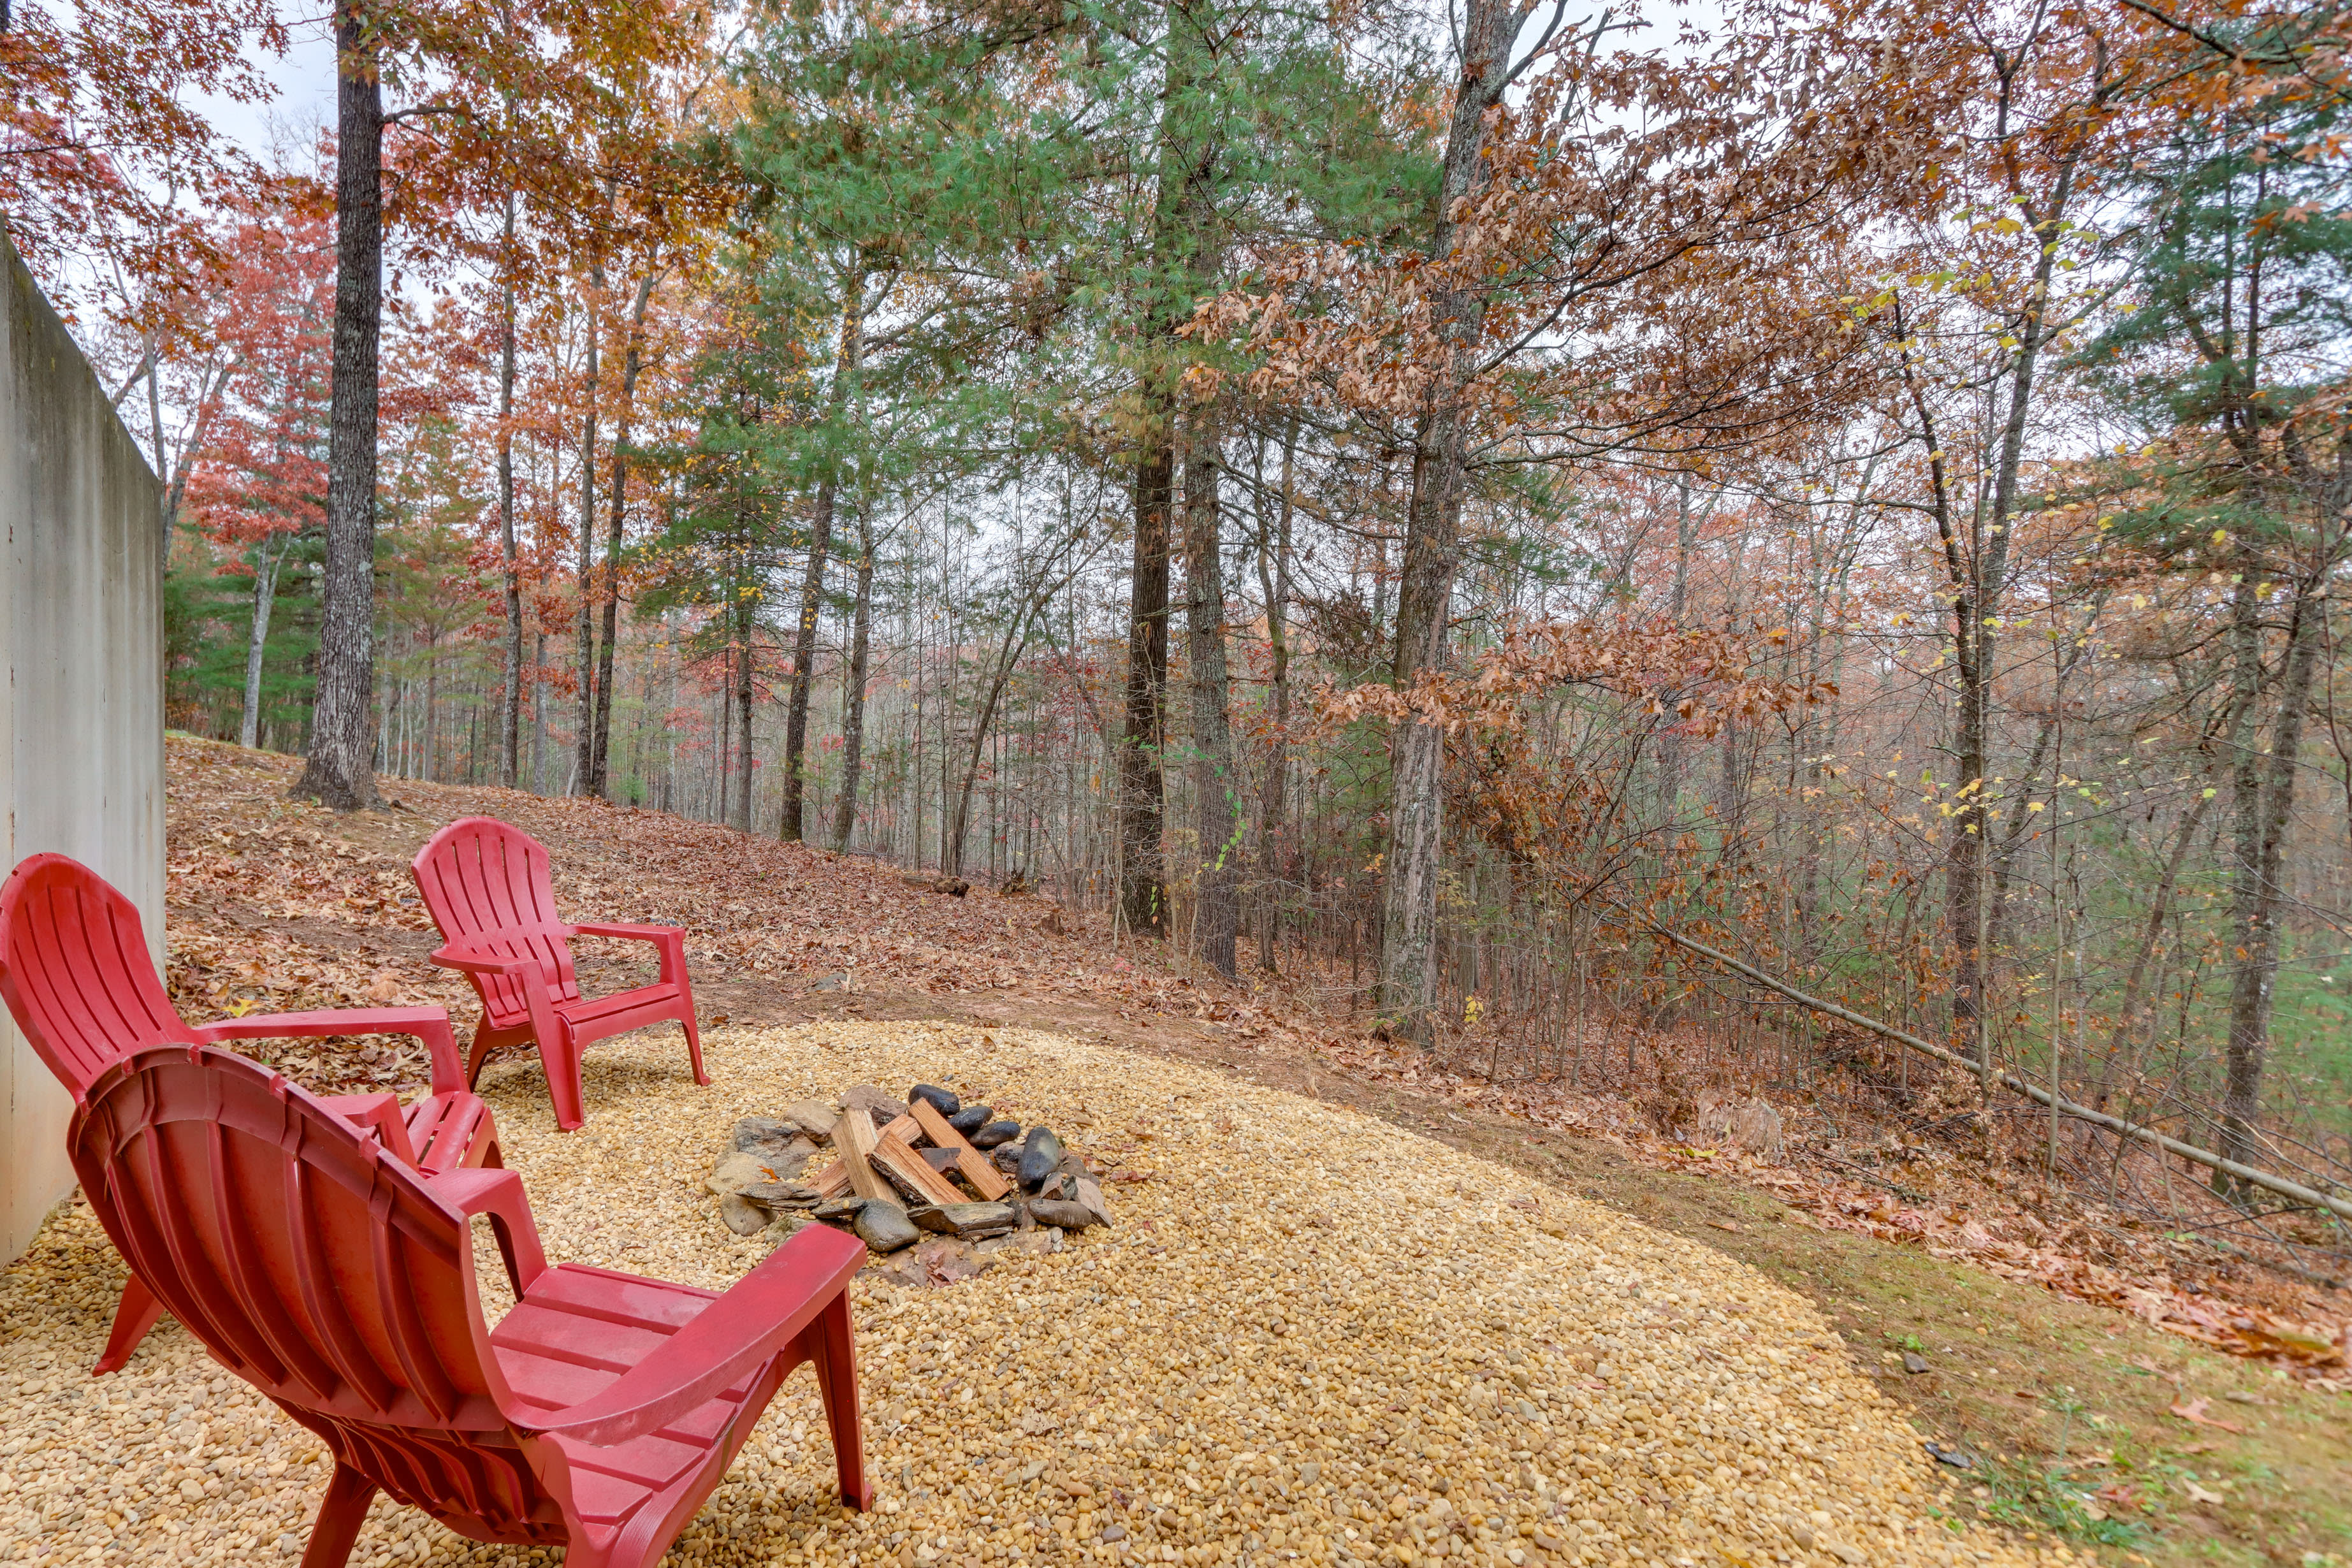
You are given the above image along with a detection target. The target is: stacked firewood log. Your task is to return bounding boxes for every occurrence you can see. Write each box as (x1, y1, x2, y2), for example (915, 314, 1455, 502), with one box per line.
(706, 1082, 1112, 1270)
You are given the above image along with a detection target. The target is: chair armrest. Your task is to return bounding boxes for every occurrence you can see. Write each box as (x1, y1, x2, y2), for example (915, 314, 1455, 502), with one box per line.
(568, 922, 688, 987)
(317, 1093, 422, 1165)
(522, 1223, 865, 1448)
(194, 1006, 467, 1099)
(569, 921, 683, 941)
(426, 1167, 548, 1295)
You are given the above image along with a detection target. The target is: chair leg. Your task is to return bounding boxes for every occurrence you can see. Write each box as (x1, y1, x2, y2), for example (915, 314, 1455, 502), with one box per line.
(301, 1463, 378, 1568)
(810, 1293, 871, 1510)
(544, 1033, 588, 1131)
(679, 1003, 709, 1086)
(464, 1023, 497, 1089)
(92, 1274, 168, 1376)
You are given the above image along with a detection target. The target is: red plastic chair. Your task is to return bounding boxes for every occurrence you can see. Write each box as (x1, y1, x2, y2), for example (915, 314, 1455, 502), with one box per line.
(0, 852, 500, 1375)
(411, 817, 706, 1130)
(70, 1041, 870, 1568)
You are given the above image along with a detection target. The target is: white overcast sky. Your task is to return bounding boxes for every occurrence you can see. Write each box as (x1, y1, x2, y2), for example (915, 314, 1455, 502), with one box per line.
(189, 0, 1714, 170)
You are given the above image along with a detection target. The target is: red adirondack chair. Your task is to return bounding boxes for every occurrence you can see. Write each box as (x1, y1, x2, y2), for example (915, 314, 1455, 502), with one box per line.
(69, 1040, 870, 1568)
(412, 817, 706, 1130)
(0, 852, 500, 1375)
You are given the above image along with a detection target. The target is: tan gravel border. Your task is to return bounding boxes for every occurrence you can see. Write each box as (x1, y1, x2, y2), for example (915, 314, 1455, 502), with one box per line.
(0, 1022, 2073, 1568)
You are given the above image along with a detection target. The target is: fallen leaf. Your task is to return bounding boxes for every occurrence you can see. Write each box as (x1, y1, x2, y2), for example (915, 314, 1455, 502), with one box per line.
(2167, 1398, 2246, 1435)
(2182, 1480, 2223, 1505)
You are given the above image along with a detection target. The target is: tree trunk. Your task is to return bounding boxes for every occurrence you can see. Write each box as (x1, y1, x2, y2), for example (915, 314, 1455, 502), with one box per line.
(1940, 152, 2078, 1074)
(734, 587, 757, 832)
(1254, 423, 1296, 973)
(2097, 775, 2218, 1110)
(590, 273, 658, 797)
(1120, 433, 1173, 934)
(829, 512, 877, 852)
(783, 270, 865, 841)
(2219, 572, 2325, 1182)
(240, 534, 286, 750)
(142, 334, 169, 578)
(572, 258, 602, 796)
(293, 1, 384, 812)
(423, 637, 440, 782)
(497, 191, 523, 788)
(1184, 414, 1237, 979)
(1376, 0, 1530, 1040)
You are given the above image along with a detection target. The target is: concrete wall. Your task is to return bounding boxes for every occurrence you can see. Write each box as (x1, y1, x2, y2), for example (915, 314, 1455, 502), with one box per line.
(0, 229, 165, 1262)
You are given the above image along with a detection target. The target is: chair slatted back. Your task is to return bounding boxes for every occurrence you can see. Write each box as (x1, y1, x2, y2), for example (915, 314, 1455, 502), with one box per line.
(69, 1043, 567, 1544)
(411, 819, 581, 1020)
(0, 853, 194, 1100)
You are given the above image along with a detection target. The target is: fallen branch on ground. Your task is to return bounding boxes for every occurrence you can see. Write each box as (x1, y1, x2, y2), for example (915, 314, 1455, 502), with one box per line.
(1630, 914, 2352, 1226)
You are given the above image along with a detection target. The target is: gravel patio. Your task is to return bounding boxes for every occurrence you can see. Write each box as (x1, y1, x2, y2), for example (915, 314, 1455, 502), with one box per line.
(0, 1022, 2071, 1568)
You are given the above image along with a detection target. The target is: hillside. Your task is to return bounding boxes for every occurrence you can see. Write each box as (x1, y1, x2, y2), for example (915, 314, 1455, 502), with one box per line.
(158, 736, 2349, 1565)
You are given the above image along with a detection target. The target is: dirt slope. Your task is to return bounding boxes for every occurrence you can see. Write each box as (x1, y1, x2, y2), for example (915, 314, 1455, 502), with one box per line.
(152, 736, 2351, 1565)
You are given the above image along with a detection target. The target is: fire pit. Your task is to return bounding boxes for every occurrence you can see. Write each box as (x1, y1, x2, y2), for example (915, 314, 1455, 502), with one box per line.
(705, 1080, 1114, 1287)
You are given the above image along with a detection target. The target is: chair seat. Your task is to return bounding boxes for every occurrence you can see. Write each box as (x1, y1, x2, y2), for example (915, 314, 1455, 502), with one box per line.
(405, 1091, 497, 1174)
(486, 981, 683, 1037)
(491, 1264, 766, 1537)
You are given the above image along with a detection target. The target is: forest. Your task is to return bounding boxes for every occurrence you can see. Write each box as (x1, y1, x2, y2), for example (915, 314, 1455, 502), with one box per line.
(4, 0, 2348, 1272)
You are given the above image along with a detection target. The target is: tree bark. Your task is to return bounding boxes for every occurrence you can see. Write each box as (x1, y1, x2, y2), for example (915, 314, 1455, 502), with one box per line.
(1120, 433, 1173, 935)
(1253, 423, 1296, 973)
(2219, 574, 2325, 1182)
(293, 0, 384, 812)
(590, 272, 658, 797)
(1936, 124, 2083, 1073)
(571, 258, 602, 797)
(2096, 775, 2218, 1110)
(784, 269, 864, 841)
(497, 191, 523, 788)
(829, 512, 877, 852)
(1376, 0, 1533, 1040)
(240, 534, 286, 750)
(1184, 413, 1237, 978)
(734, 585, 756, 832)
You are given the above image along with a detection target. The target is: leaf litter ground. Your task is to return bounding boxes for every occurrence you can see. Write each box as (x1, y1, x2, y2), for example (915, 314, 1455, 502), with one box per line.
(26, 733, 2340, 1565)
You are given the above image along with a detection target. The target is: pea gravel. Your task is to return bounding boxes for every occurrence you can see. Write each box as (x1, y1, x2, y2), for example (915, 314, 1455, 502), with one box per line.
(0, 1022, 2071, 1568)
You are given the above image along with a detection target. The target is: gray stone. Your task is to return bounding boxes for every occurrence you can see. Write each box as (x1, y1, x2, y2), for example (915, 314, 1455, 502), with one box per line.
(781, 1100, 839, 1138)
(741, 1182, 818, 1209)
(841, 1083, 906, 1122)
(921, 1147, 960, 1175)
(719, 1193, 769, 1237)
(948, 1104, 992, 1137)
(920, 1201, 1019, 1237)
(732, 1116, 795, 1157)
(854, 1200, 922, 1253)
(1027, 1199, 1098, 1231)
(762, 1212, 810, 1245)
(978, 1228, 1063, 1258)
(1018, 1128, 1064, 1191)
(709, 1151, 778, 1196)
(815, 1196, 869, 1223)
(971, 1121, 1022, 1150)
(1902, 1351, 1929, 1376)
(1100, 1525, 1128, 1544)
(910, 1084, 961, 1118)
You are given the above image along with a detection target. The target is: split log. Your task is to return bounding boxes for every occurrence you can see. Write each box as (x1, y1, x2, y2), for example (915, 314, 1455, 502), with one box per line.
(910, 1098, 1013, 1200)
(870, 1129, 968, 1209)
(830, 1105, 900, 1205)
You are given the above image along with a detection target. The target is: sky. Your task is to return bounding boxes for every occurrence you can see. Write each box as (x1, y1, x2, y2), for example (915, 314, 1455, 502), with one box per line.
(189, 9, 337, 171)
